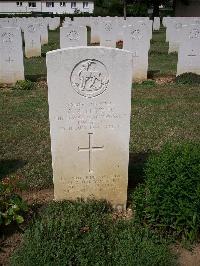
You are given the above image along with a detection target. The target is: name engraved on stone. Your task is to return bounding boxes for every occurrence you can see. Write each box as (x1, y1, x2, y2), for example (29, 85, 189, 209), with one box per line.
(70, 59, 109, 98)
(78, 133, 104, 173)
(56, 101, 127, 131)
(67, 30, 80, 40)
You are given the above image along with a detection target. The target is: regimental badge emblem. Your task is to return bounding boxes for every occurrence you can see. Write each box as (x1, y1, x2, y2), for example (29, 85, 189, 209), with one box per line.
(28, 25, 36, 33)
(70, 59, 109, 98)
(131, 29, 143, 40)
(67, 30, 80, 40)
(189, 28, 200, 39)
(105, 23, 112, 32)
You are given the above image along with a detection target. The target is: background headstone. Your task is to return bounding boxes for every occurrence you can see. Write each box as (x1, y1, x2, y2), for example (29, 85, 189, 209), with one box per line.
(24, 23, 41, 58)
(0, 27, 24, 84)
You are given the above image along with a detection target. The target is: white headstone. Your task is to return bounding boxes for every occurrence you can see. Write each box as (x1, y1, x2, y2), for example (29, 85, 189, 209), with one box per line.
(38, 20, 48, 45)
(47, 47, 133, 210)
(177, 38, 200, 76)
(49, 17, 60, 30)
(168, 21, 188, 53)
(0, 27, 24, 84)
(123, 24, 149, 81)
(153, 17, 160, 31)
(99, 21, 116, 47)
(60, 25, 87, 48)
(24, 24, 41, 58)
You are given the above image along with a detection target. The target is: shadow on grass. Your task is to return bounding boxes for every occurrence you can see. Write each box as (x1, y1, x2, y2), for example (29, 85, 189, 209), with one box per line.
(0, 159, 26, 180)
(25, 74, 46, 82)
(147, 69, 160, 79)
(128, 152, 149, 198)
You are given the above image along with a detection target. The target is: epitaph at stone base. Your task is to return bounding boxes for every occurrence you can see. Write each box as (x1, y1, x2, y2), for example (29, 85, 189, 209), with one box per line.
(47, 47, 133, 210)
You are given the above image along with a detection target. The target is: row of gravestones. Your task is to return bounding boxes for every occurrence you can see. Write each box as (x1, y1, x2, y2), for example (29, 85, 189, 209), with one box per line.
(61, 17, 153, 81)
(0, 17, 60, 31)
(163, 17, 200, 76)
(20, 15, 153, 79)
(0, 17, 60, 58)
(0, 17, 61, 83)
(0, 16, 153, 83)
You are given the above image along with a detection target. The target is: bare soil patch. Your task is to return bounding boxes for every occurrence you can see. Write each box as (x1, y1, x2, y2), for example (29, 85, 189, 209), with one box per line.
(154, 75, 175, 85)
(174, 244, 200, 266)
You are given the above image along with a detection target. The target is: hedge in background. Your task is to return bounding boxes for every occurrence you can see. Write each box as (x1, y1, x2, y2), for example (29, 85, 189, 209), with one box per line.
(11, 200, 174, 266)
(133, 143, 200, 242)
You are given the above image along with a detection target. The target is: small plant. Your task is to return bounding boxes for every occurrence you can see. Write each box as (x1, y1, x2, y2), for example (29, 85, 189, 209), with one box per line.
(11, 200, 175, 266)
(132, 143, 200, 242)
(12, 80, 35, 90)
(0, 177, 28, 226)
(176, 73, 200, 85)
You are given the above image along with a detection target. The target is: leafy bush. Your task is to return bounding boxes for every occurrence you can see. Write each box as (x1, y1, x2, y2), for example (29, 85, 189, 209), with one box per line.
(132, 143, 200, 242)
(176, 73, 200, 85)
(0, 177, 28, 226)
(12, 80, 36, 90)
(11, 200, 175, 266)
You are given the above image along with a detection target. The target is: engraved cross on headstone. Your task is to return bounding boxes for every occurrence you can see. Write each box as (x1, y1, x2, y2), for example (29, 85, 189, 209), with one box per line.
(31, 40, 34, 47)
(6, 56, 14, 63)
(78, 133, 104, 173)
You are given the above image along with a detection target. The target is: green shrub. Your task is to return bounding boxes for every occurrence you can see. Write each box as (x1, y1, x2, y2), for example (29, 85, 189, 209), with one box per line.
(12, 80, 35, 90)
(132, 143, 200, 242)
(0, 177, 28, 226)
(11, 200, 175, 266)
(175, 73, 200, 85)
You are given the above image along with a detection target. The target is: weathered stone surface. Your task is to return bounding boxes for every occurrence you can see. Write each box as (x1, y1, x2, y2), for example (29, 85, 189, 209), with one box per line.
(47, 47, 133, 210)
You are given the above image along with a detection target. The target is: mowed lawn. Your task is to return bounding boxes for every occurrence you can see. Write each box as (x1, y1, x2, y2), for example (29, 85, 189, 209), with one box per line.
(0, 28, 199, 191)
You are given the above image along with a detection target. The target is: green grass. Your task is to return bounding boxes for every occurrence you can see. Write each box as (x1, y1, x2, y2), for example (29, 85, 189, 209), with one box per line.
(1, 27, 200, 266)
(130, 83, 200, 153)
(10, 200, 176, 266)
(148, 27, 178, 76)
(0, 28, 199, 190)
(0, 88, 52, 188)
(24, 30, 60, 79)
(0, 83, 199, 189)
